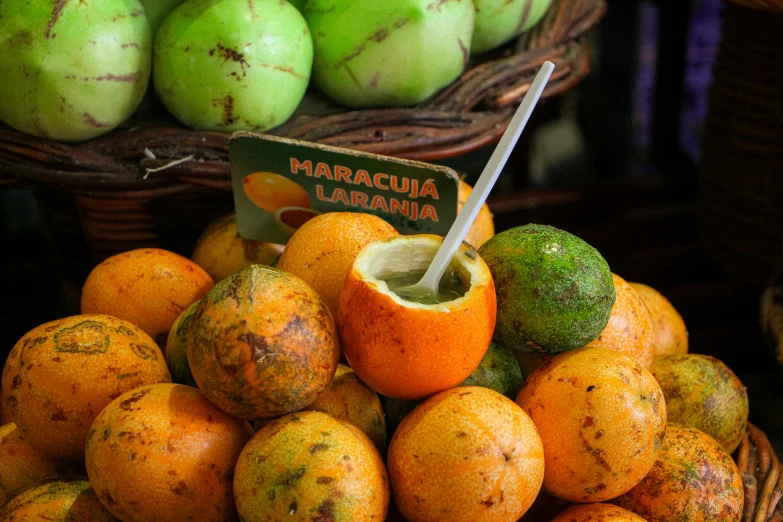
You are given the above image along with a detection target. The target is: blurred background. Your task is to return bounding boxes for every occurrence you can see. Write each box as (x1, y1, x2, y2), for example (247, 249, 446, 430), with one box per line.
(2, 0, 782, 449)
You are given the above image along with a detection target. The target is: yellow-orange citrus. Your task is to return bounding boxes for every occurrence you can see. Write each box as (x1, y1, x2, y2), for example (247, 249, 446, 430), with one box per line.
(81, 248, 214, 342)
(338, 234, 496, 399)
(186, 265, 340, 420)
(459, 179, 495, 249)
(388, 386, 544, 522)
(612, 425, 743, 522)
(192, 213, 283, 281)
(303, 364, 387, 453)
(1, 315, 171, 462)
(0, 423, 62, 507)
(517, 346, 666, 503)
(277, 212, 399, 318)
(234, 411, 389, 522)
(629, 282, 688, 355)
(0, 479, 117, 521)
(586, 273, 655, 368)
(85, 383, 254, 522)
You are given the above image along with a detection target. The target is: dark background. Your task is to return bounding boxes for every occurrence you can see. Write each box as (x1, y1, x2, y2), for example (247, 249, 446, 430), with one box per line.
(2, 0, 781, 449)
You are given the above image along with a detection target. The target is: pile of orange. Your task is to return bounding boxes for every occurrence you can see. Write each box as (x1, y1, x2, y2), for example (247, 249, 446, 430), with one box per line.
(0, 205, 755, 522)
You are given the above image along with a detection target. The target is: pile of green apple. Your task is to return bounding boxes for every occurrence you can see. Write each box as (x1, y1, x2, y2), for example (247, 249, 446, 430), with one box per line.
(0, 0, 552, 141)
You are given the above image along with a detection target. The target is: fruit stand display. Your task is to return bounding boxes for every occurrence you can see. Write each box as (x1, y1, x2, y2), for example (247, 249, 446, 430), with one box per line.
(1, 0, 783, 521)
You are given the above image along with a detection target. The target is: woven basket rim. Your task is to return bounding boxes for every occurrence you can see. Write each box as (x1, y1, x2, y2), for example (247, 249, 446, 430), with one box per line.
(0, 0, 605, 196)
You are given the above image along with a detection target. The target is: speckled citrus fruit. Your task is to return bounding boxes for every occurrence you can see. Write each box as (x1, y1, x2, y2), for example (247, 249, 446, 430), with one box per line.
(550, 503, 647, 521)
(192, 213, 284, 282)
(0, 479, 118, 522)
(234, 410, 389, 522)
(650, 354, 748, 454)
(388, 386, 544, 522)
(629, 282, 688, 355)
(81, 248, 214, 343)
(85, 383, 254, 522)
(478, 224, 615, 354)
(302, 364, 387, 453)
(338, 234, 496, 400)
(0, 423, 62, 507)
(164, 301, 199, 387)
(517, 346, 666, 503)
(1, 315, 171, 462)
(277, 212, 399, 318)
(586, 274, 655, 368)
(187, 265, 340, 420)
(459, 179, 495, 248)
(612, 425, 743, 522)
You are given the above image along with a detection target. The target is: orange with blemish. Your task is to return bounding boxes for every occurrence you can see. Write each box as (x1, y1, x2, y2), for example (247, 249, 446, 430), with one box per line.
(233, 410, 389, 522)
(0, 479, 118, 521)
(387, 386, 544, 522)
(612, 425, 743, 522)
(85, 383, 254, 522)
(550, 503, 647, 521)
(303, 364, 387, 453)
(278, 211, 399, 318)
(629, 282, 689, 355)
(0, 423, 62, 507)
(186, 265, 340, 420)
(517, 346, 666, 503)
(1, 315, 171, 462)
(192, 213, 283, 282)
(81, 248, 214, 343)
(338, 234, 496, 400)
(586, 274, 655, 368)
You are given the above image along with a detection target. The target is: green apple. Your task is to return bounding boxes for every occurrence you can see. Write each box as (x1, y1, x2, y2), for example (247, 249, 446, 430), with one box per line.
(0, 0, 152, 141)
(471, 0, 553, 54)
(305, 0, 475, 108)
(153, 0, 313, 132)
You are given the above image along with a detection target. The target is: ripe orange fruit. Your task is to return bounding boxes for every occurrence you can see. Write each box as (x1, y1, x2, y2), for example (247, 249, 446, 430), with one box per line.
(0, 423, 62, 507)
(517, 346, 666, 503)
(186, 265, 340, 420)
(277, 212, 399, 318)
(192, 213, 283, 282)
(302, 364, 387, 453)
(81, 248, 214, 342)
(459, 179, 495, 248)
(234, 410, 389, 522)
(0, 479, 117, 521)
(85, 383, 254, 522)
(586, 273, 655, 368)
(629, 283, 689, 355)
(338, 234, 496, 399)
(1, 315, 171, 462)
(612, 425, 743, 522)
(387, 386, 544, 522)
(551, 503, 647, 521)
(651, 354, 748, 453)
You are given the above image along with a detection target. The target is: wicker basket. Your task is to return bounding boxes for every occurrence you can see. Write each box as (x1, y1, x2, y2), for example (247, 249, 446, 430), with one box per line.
(699, 0, 783, 286)
(0, 0, 604, 310)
